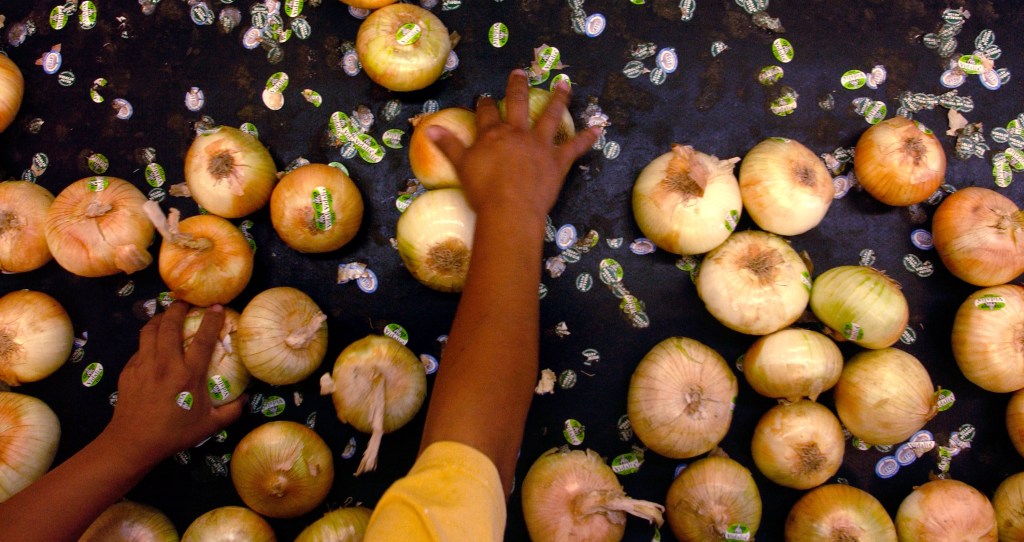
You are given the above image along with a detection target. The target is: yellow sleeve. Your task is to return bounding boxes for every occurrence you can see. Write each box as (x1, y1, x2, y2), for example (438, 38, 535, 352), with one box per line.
(364, 441, 506, 542)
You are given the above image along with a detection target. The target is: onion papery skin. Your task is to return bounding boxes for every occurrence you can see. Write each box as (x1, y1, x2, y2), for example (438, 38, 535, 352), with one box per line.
(951, 284, 1024, 393)
(498, 88, 577, 145)
(185, 126, 277, 219)
(396, 188, 475, 292)
(45, 177, 154, 277)
(270, 164, 364, 253)
(743, 328, 842, 402)
(632, 145, 742, 256)
(994, 472, 1024, 542)
(408, 108, 477, 189)
(294, 507, 373, 542)
(750, 400, 845, 490)
(159, 214, 254, 307)
(627, 337, 738, 459)
(784, 484, 896, 542)
(1008, 389, 1024, 458)
(80, 501, 178, 542)
(182, 506, 276, 542)
(182, 307, 249, 407)
(340, 0, 396, 8)
(355, 4, 451, 92)
(231, 421, 334, 519)
(696, 230, 810, 335)
(932, 187, 1024, 287)
(895, 479, 997, 542)
(0, 392, 60, 502)
(521, 448, 665, 542)
(853, 116, 946, 206)
(238, 287, 328, 386)
(0, 53, 23, 133)
(665, 455, 761, 542)
(0, 290, 73, 386)
(834, 348, 937, 446)
(738, 137, 833, 236)
(809, 265, 909, 349)
(0, 181, 54, 273)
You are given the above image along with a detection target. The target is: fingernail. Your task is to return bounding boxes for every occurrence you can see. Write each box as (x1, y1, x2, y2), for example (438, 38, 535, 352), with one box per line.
(555, 80, 570, 92)
(210, 304, 223, 313)
(425, 125, 445, 142)
(511, 68, 527, 77)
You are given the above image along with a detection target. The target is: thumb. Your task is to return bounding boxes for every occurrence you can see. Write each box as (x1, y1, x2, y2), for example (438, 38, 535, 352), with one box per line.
(209, 396, 245, 429)
(426, 125, 467, 169)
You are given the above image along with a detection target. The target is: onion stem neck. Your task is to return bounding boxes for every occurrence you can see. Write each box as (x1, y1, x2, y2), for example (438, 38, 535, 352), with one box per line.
(285, 312, 326, 349)
(84, 199, 112, 218)
(356, 370, 386, 476)
(662, 145, 708, 200)
(575, 491, 665, 526)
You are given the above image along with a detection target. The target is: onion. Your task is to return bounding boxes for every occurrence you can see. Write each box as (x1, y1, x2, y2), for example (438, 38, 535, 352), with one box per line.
(951, 284, 1024, 393)
(182, 307, 249, 406)
(340, 0, 395, 8)
(750, 400, 844, 490)
(182, 506, 276, 542)
(320, 334, 426, 475)
(0, 392, 60, 502)
(742, 328, 842, 402)
(834, 348, 937, 445)
(231, 421, 334, 519)
(0, 181, 54, 273)
(809, 265, 909, 349)
(80, 501, 178, 542)
(521, 447, 664, 542)
(270, 164, 364, 253)
(627, 337, 738, 459)
(185, 126, 277, 219)
(631, 145, 742, 256)
(994, 471, 1024, 542)
(895, 479, 997, 541)
(45, 177, 154, 277)
(144, 202, 253, 307)
(0, 290, 73, 386)
(355, 4, 451, 92)
(498, 88, 577, 145)
(785, 484, 897, 542)
(738, 137, 833, 236)
(853, 116, 946, 206)
(0, 53, 23, 133)
(294, 507, 372, 542)
(932, 187, 1024, 286)
(408, 108, 477, 190)
(1007, 389, 1024, 458)
(238, 287, 328, 386)
(395, 188, 475, 292)
(695, 230, 810, 335)
(665, 455, 762, 542)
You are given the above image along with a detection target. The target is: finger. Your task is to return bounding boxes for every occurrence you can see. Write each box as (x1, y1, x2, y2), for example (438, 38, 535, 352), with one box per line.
(426, 125, 468, 171)
(208, 397, 245, 431)
(138, 312, 163, 358)
(184, 305, 224, 377)
(535, 80, 571, 143)
(475, 95, 501, 129)
(157, 302, 189, 365)
(503, 69, 531, 129)
(557, 126, 602, 170)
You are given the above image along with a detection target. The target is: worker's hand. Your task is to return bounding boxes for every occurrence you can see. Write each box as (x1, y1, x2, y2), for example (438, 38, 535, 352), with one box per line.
(427, 69, 601, 226)
(104, 302, 243, 465)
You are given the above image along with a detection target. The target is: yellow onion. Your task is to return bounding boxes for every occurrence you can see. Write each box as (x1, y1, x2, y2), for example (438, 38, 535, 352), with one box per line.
(182, 307, 249, 407)
(742, 328, 842, 402)
(951, 284, 1024, 393)
(738, 137, 833, 236)
(294, 507, 373, 542)
(185, 126, 277, 218)
(632, 145, 742, 256)
(396, 188, 475, 292)
(785, 484, 896, 542)
(339, 0, 395, 8)
(0, 392, 60, 502)
(408, 108, 477, 189)
(834, 348, 937, 446)
(994, 471, 1024, 542)
(182, 506, 276, 542)
(270, 164, 364, 253)
(853, 117, 946, 206)
(895, 479, 997, 542)
(696, 230, 811, 335)
(0, 181, 54, 273)
(521, 448, 664, 542)
(238, 287, 328, 386)
(0, 53, 23, 133)
(45, 177, 154, 277)
(355, 4, 451, 92)
(665, 454, 761, 542)
(320, 335, 426, 475)
(932, 187, 1024, 286)
(750, 400, 844, 490)
(809, 265, 909, 349)
(1007, 389, 1024, 458)
(497, 88, 577, 145)
(231, 421, 334, 519)
(627, 337, 738, 459)
(80, 501, 178, 542)
(0, 290, 73, 386)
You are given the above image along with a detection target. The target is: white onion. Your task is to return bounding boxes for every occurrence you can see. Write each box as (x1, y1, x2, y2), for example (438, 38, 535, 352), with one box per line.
(853, 116, 946, 206)
(750, 400, 844, 490)
(809, 265, 909, 349)
(498, 88, 577, 145)
(785, 484, 896, 542)
(408, 108, 477, 190)
(270, 163, 364, 253)
(238, 287, 328, 386)
(627, 337, 738, 459)
(0, 53, 23, 133)
(951, 284, 1024, 393)
(0, 181, 54, 273)
(0, 392, 60, 502)
(182, 506, 276, 542)
(665, 454, 762, 542)
(355, 4, 451, 92)
(294, 507, 372, 542)
(932, 186, 1024, 287)
(1007, 389, 1024, 459)
(738, 137, 833, 236)
(182, 307, 249, 407)
(0, 290, 73, 386)
(185, 126, 277, 219)
(994, 471, 1024, 542)
(396, 188, 476, 293)
(895, 479, 997, 541)
(742, 328, 842, 402)
(79, 501, 178, 542)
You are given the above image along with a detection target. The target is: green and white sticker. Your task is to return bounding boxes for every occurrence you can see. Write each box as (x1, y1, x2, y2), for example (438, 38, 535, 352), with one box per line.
(261, 395, 286, 417)
(935, 389, 955, 412)
(841, 69, 867, 89)
(599, 258, 624, 284)
(957, 54, 985, 75)
(176, 391, 194, 410)
(758, 65, 784, 85)
(82, 362, 103, 387)
(385, 323, 410, 345)
(87, 176, 109, 192)
(354, 133, 384, 163)
(383, 128, 405, 149)
(266, 72, 289, 93)
(396, 23, 422, 45)
(208, 375, 233, 401)
(974, 295, 1006, 310)
(284, 0, 304, 18)
(88, 154, 109, 174)
(50, 6, 69, 30)
(79, 1, 98, 30)
(312, 186, 336, 231)
(611, 452, 642, 475)
(563, 418, 585, 445)
(724, 524, 751, 541)
(145, 163, 166, 187)
(538, 46, 561, 71)
(772, 38, 794, 63)
(488, 22, 509, 48)
(302, 89, 322, 107)
(842, 322, 863, 341)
